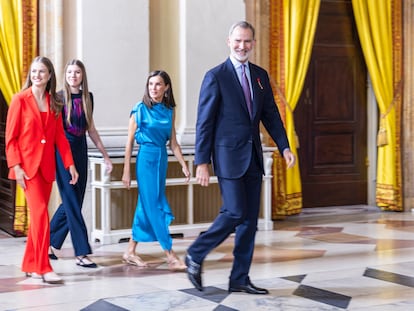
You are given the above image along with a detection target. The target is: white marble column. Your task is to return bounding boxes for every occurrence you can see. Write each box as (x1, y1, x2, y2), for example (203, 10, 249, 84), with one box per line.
(38, 0, 64, 213)
(38, 0, 64, 88)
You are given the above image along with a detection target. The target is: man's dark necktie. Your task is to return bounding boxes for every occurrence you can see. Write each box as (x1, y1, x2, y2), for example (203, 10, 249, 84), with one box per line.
(241, 64, 252, 118)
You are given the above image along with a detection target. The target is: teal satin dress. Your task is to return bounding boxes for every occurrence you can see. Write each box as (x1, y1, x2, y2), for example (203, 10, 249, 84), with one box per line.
(130, 102, 174, 250)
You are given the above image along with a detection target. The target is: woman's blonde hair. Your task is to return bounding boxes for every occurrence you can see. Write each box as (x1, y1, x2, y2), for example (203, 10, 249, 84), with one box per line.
(62, 59, 93, 128)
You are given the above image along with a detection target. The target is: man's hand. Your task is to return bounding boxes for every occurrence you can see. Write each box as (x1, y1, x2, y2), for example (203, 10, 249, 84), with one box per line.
(283, 148, 296, 169)
(196, 164, 210, 187)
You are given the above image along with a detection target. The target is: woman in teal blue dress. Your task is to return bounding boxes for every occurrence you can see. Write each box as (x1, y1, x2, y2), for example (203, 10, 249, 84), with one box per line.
(122, 70, 190, 271)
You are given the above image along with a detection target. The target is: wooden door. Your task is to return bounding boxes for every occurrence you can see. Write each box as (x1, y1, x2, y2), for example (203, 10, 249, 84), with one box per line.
(294, 0, 367, 207)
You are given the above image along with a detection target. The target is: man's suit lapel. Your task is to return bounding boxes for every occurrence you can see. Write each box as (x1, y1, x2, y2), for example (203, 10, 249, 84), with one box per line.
(224, 58, 251, 118)
(248, 65, 261, 120)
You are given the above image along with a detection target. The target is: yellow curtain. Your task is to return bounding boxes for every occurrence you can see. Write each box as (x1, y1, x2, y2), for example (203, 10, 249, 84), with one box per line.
(352, 0, 403, 211)
(0, 0, 38, 235)
(269, 0, 320, 218)
(0, 0, 22, 103)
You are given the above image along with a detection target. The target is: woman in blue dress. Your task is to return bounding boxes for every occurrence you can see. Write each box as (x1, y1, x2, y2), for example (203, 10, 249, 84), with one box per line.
(122, 70, 190, 271)
(49, 59, 113, 268)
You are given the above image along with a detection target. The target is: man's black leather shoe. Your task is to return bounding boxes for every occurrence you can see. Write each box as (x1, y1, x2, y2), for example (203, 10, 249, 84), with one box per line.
(229, 281, 269, 295)
(185, 254, 203, 291)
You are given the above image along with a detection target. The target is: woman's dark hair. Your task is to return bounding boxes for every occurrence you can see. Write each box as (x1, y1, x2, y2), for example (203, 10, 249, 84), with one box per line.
(22, 56, 63, 116)
(142, 70, 176, 109)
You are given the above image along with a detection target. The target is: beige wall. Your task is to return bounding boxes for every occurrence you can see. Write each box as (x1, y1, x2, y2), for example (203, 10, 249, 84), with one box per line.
(60, 0, 150, 142)
(59, 0, 244, 145)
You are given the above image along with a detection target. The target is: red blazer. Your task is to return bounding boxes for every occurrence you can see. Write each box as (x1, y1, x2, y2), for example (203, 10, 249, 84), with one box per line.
(6, 87, 74, 182)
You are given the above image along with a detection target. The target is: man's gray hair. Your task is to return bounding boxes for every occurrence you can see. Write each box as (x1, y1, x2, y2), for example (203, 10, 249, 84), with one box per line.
(228, 21, 255, 39)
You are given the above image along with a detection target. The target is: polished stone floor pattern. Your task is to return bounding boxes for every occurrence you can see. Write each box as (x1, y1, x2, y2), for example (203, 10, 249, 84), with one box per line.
(1, 205, 414, 310)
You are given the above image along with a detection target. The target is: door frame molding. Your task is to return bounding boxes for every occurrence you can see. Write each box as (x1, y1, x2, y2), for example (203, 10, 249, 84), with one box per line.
(367, 76, 377, 206)
(402, 0, 414, 211)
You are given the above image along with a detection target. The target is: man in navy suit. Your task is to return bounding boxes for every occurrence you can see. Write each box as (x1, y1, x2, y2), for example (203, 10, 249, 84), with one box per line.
(186, 21, 296, 294)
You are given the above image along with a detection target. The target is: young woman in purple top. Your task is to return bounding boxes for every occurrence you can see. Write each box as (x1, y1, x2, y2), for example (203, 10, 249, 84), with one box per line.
(49, 59, 112, 268)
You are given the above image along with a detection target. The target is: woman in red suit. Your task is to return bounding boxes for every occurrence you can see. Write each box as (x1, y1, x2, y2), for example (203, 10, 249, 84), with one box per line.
(6, 56, 79, 284)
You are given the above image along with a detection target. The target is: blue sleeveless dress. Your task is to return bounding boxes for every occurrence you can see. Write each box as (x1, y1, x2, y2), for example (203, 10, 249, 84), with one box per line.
(130, 102, 174, 251)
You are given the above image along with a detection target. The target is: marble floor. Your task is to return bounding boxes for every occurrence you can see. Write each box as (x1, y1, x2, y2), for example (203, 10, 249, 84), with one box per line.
(1, 205, 414, 310)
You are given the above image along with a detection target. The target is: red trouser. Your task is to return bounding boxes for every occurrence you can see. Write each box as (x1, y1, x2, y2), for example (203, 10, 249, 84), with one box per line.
(21, 171, 53, 274)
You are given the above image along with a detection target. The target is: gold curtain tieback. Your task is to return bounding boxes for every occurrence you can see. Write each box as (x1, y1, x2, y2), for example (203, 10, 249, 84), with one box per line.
(377, 80, 403, 147)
